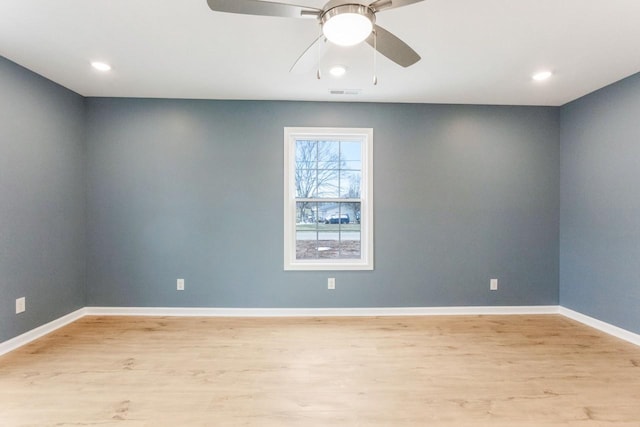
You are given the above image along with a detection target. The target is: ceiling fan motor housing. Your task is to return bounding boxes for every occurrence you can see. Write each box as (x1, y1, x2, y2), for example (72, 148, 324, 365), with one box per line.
(206, 0, 422, 68)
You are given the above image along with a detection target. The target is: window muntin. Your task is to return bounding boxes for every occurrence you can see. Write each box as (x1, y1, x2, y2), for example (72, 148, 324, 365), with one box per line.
(284, 128, 373, 270)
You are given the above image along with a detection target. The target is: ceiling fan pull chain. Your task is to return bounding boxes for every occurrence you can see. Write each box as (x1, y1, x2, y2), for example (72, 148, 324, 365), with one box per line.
(373, 29, 378, 85)
(317, 29, 323, 80)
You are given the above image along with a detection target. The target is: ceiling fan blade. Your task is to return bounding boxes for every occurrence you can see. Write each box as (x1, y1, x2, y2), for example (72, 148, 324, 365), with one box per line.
(366, 25, 420, 67)
(290, 35, 329, 74)
(368, 0, 426, 13)
(206, 0, 321, 19)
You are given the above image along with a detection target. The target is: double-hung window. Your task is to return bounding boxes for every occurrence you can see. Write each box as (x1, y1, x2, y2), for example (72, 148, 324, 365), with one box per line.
(284, 127, 373, 270)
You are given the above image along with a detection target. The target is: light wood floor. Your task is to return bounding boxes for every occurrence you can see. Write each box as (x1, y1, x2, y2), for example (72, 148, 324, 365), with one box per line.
(1, 315, 640, 426)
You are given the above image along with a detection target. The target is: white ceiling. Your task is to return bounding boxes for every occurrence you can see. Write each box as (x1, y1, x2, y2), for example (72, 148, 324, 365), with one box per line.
(1, 0, 639, 106)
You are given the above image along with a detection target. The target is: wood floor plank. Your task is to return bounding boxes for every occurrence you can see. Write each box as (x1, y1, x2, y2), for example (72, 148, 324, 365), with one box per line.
(1, 315, 640, 426)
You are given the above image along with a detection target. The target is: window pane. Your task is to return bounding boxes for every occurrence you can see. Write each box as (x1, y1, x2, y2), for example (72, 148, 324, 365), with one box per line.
(295, 170, 317, 198)
(314, 202, 332, 226)
(340, 171, 361, 199)
(338, 234, 361, 258)
(295, 140, 318, 198)
(317, 176, 340, 198)
(320, 202, 348, 226)
(296, 140, 317, 163)
(296, 200, 318, 259)
(296, 239, 318, 259)
(340, 141, 361, 161)
(296, 202, 319, 225)
(340, 201, 361, 226)
(317, 140, 340, 161)
(317, 232, 338, 259)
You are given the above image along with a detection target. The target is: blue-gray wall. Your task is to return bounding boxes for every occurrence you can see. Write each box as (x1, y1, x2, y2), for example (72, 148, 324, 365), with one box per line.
(0, 57, 86, 342)
(85, 98, 560, 308)
(560, 73, 640, 334)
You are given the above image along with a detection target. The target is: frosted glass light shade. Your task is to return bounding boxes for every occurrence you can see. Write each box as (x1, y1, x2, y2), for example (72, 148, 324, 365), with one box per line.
(322, 9, 373, 47)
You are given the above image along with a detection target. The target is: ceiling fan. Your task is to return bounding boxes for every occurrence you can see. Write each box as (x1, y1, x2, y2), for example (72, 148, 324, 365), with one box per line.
(206, 0, 424, 73)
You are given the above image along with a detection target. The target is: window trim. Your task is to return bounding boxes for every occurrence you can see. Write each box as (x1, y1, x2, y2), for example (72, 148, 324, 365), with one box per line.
(284, 127, 373, 271)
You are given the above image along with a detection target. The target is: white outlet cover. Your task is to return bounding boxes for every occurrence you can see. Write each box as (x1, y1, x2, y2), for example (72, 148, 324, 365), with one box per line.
(328, 278, 336, 290)
(177, 279, 185, 291)
(490, 279, 498, 291)
(16, 297, 26, 314)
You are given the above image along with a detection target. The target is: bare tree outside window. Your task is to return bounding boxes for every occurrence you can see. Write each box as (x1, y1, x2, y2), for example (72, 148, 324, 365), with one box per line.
(294, 139, 362, 260)
(295, 140, 342, 223)
(344, 174, 361, 223)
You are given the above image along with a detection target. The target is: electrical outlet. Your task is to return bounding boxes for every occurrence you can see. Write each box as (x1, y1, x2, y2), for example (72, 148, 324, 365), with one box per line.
(490, 279, 498, 291)
(177, 278, 185, 291)
(16, 297, 26, 314)
(328, 278, 336, 290)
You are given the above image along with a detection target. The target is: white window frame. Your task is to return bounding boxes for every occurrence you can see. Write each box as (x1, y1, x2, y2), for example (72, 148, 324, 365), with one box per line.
(284, 127, 373, 271)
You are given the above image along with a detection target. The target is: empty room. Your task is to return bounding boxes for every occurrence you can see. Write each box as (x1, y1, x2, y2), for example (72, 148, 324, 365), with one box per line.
(1, 0, 640, 425)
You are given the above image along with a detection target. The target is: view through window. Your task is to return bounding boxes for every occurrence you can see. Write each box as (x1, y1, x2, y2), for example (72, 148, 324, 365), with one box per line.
(284, 128, 373, 270)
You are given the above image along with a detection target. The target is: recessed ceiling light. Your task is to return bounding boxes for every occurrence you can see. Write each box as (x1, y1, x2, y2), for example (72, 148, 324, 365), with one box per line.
(91, 61, 112, 72)
(329, 65, 347, 77)
(532, 70, 552, 81)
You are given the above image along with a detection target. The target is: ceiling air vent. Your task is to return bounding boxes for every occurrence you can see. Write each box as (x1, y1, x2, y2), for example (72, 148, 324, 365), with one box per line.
(329, 89, 362, 95)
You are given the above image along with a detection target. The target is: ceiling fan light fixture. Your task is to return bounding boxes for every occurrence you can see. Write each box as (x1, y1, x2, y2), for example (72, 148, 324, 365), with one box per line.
(322, 5, 375, 47)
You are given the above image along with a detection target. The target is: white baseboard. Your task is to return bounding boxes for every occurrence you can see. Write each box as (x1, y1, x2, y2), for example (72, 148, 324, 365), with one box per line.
(559, 307, 640, 347)
(85, 305, 560, 317)
(5, 305, 556, 356)
(0, 308, 86, 357)
(3, 305, 639, 357)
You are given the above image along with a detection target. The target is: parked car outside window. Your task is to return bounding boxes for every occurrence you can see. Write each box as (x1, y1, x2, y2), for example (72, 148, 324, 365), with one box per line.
(325, 214, 350, 224)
